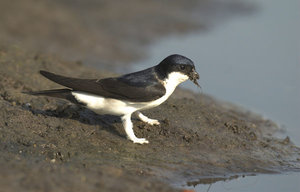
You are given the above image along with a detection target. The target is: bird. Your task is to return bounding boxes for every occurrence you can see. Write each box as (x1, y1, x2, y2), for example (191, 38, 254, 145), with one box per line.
(25, 54, 200, 144)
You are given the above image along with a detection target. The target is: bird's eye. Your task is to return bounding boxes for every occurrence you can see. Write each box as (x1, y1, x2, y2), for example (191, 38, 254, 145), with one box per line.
(180, 65, 185, 70)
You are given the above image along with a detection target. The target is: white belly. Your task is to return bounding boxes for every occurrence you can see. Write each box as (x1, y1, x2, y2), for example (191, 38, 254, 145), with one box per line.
(72, 92, 137, 115)
(72, 91, 166, 116)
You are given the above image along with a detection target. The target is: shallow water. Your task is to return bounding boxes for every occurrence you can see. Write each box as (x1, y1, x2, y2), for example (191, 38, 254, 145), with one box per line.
(185, 172, 300, 192)
(129, 0, 300, 191)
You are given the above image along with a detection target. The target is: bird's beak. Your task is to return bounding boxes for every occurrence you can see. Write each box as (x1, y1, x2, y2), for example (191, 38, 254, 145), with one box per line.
(189, 69, 200, 87)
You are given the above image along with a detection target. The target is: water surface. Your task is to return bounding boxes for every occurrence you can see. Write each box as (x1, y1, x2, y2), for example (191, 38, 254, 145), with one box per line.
(190, 172, 299, 192)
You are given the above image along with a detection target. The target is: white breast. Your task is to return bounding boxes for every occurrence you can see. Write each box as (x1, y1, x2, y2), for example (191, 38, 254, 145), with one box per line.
(139, 72, 189, 109)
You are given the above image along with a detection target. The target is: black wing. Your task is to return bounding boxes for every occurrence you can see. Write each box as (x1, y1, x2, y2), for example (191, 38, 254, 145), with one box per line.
(39, 69, 165, 102)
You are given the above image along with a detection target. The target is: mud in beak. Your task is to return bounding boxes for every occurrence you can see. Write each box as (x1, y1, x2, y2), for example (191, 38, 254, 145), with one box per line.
(189, 69, 200, 87)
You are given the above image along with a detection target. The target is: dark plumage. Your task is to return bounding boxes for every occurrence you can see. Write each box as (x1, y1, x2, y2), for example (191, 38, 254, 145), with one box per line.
(36, 68, 165, 102)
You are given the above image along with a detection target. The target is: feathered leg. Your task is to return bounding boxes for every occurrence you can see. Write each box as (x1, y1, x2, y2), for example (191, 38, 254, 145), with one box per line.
(122, 113, 149, 144)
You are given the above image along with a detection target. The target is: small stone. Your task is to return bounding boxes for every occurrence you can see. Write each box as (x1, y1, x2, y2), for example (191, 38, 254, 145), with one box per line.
(249, 132, 257, 140)
(282, 136, 290, 145)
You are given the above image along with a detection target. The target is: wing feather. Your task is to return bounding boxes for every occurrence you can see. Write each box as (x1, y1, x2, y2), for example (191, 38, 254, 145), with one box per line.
(39, 70, 165, 102)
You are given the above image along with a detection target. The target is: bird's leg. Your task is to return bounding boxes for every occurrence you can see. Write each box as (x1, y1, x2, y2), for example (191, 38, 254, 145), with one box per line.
(136, 111, 160, 126)
(121, 113, 149, 144)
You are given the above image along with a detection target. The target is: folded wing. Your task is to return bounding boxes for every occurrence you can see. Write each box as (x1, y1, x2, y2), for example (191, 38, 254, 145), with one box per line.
(39, 70, 165, 102)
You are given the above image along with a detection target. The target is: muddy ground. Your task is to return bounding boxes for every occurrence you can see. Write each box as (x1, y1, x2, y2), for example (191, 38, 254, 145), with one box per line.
(0, 1, 300, 192)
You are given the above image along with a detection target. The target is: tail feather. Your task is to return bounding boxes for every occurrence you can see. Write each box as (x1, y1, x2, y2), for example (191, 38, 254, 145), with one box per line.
(23, 89, 80, 104)
(24, 88, 70, 97)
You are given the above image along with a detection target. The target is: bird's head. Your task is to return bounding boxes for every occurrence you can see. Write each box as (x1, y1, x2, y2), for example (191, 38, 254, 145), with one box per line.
(156, 54, 200, 87)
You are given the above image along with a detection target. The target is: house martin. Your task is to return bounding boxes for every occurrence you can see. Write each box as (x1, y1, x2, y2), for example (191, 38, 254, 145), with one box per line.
(25, 54, 200, 144)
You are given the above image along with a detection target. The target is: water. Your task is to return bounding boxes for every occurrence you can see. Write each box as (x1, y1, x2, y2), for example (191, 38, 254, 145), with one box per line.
(129, 0, 300, 191)
(189, 172, 300, 192)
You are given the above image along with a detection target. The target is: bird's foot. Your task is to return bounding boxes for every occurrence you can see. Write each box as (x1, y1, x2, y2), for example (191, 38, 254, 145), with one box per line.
(137, 112, 160, 126)
(145, 119, 160, 126)
(131, 138, 149, 144)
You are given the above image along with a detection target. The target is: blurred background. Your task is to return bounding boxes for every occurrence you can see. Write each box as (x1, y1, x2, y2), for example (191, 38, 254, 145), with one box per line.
(0, 0, 299, 191)
(0, 0, 255, 69)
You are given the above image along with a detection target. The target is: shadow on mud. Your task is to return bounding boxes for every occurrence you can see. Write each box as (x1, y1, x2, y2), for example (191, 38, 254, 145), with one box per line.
(22, 102, 125, 139)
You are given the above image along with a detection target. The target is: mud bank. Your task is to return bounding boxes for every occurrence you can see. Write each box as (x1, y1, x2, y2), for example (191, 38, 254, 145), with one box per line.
(0, 47, 299, 192)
